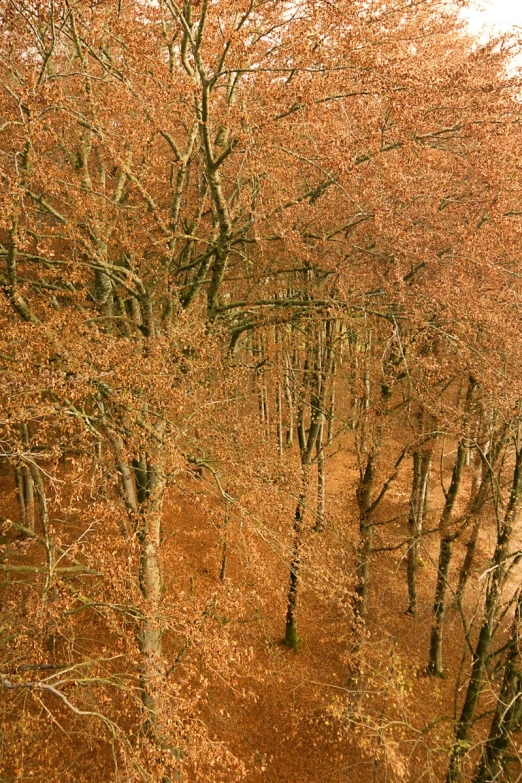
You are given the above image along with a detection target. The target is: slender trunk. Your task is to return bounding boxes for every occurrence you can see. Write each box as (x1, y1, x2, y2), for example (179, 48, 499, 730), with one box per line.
(473, 594, 522, 783)
(456, 517, 481, 605)
(14, 465, 26, 524)
(429, 378, 475, 673)
(325, 320, 336, 448)
(276, 382, 284, 456)
(220, 511, 229, 581)
(428, 536, 452, 676)
(90, 440, 106, 499)
(421, 452, 431, 521)
(327, 358, 336, 447)
(284, 324, 333, 648)
(296, 354, 307, 454)
(284, 466, 309, 650)
(284, 350, 294, 447)
(428, 439, 467, 674)
(15, 463, 35, 534)
(28, 461, 53, 607)
(447, 443, 522, 783)
(220, 539, 228, 582)
(456, 450, 488, 605)
(18, 424, 37, 534)
(406, 451, 427, 616)
(405, 446, 431, 616)
(355, 452, 375, 621)
(315, 421, 325, 532)
(22, 465, 35, 534)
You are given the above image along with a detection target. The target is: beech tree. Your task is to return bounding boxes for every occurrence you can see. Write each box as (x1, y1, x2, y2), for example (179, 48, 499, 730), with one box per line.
(2, 0, 522, 781)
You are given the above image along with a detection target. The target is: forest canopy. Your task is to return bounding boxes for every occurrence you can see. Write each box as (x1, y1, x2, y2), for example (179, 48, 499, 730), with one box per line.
(1, 1, 522, 781)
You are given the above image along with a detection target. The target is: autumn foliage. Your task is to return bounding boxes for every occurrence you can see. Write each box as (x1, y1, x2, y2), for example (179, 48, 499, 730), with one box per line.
(2, 0, 522, 781)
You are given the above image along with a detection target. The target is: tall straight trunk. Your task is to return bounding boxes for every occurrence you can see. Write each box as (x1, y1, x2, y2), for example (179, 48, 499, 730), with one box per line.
(261, 335, 270, 431)
(22, 465, 35, 534)
(107, 425, 168, 740)
(315, 421, 325, 532)
(327, 362, 335, 446)
(406, 449, 431, 616)
(284, 323, 332, 649)
(353, 446, 406, 625)
(138, 454, 166, 732)
(447, 442, 522, 783)
(27, 459, 53, 607)
(284, 349, 294, 447)
(14, 465, 25, 523)
(18, 423, 36, 534)
(473, 593, 522, 783)
(456, 416, 508, 604)
(220, 511, 230, 582)
(355, 452, 375, 621)
(276, 381, 284, 456)
(14, 463, 35, 534)
(455, 447, 492, 605)
(296, 347, 308, 454)
(429, 378, 476, 674)
(428, 438, 467, 675)
(284, 466, 310, 650)
(427, 536, 453, 676)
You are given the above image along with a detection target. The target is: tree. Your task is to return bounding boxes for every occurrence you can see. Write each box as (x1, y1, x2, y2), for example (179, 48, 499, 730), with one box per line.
(2, 0, 522, 780)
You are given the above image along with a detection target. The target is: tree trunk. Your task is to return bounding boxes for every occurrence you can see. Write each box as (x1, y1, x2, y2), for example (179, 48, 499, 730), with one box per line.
(455, 516, 481, 606)
(428, 536, 452, 676)
(473, 593, 522, 783)
(94, 267, 114, 320)
(315, 421, 325, 532)
(284, 349, 294, 447)
(447, 442, 522, 783)
(428, 438, 467, 675)
(138, 455, 166, 732)
(406, 452, 423, 617)
(406, 450, 431, 616)
(355, 452, 375, 622)
(15, 463, 35, 534)
(284, 325, 331, 648)
(284, 466, 310, 650)
(455, 447, 491, 605)
(276, 381, 284, 456)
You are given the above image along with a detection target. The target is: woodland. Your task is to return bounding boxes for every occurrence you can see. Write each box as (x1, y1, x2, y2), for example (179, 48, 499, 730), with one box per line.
(2, 0, 522, 781)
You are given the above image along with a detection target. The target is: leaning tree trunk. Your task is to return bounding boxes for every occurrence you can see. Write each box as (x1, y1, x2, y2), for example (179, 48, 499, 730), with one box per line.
(447, 441, 522, 783)
(473, 592, 522, 783)
(455, 439, 500, 605)
(429, 378, 476, 674)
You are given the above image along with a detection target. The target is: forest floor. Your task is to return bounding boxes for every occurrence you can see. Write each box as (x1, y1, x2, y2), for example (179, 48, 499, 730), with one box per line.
(163, 438, 514, 783)
(2, 438, 517, 783)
